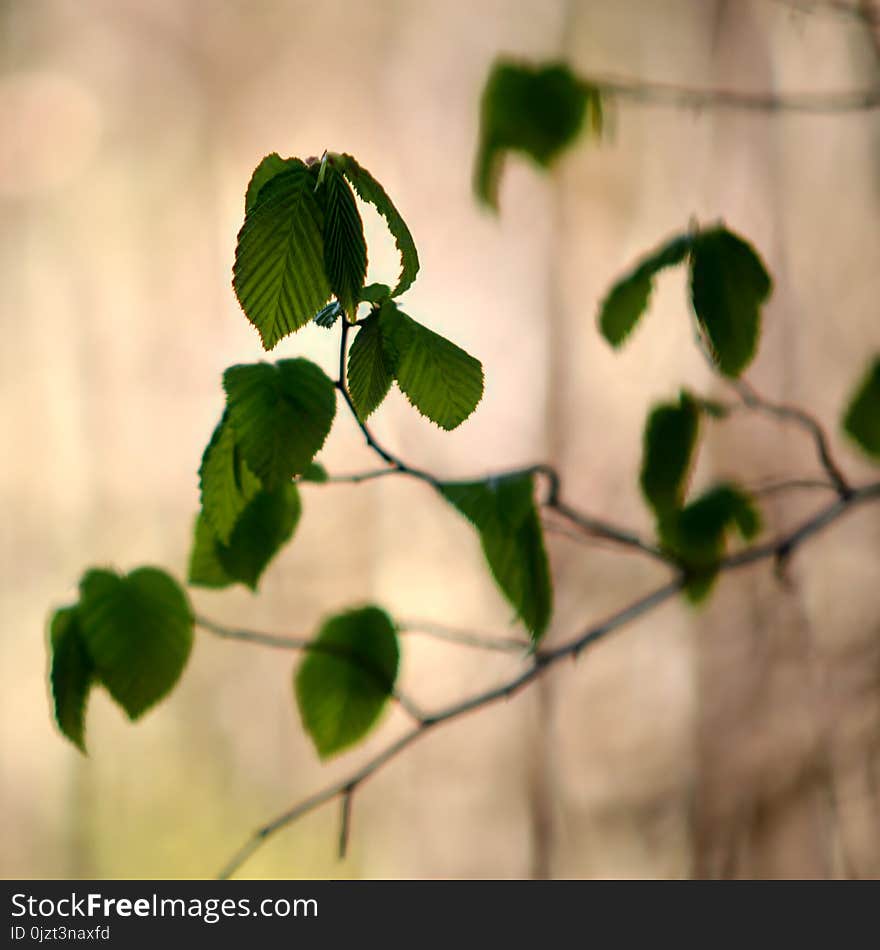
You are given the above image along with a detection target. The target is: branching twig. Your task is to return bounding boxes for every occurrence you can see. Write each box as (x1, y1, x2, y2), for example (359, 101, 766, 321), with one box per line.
(216, 477, 880, 878)
(195, 613, 427, 725)
(693, 329, 852, 497)
(728, 378, 852, 497)
(397, 619, 530, 653)
(750, 476, 838, 497)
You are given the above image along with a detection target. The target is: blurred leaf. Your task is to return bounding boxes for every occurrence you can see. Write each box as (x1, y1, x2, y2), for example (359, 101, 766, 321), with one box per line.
(334, 153, 419, 298)
(661, 483, 761, 602)
(233, 163, 331, 350)
(382, 306, 484, 430)
(690, 227, 772, 377)
(641, 392, 700, 516)
(295, 606, 399, 759)
(348, 308, 396, 421)
(842, 355, 880, 460)
(299, 461, 328, 483)
(189, 483, 302, 592)
(198, 412, 262, 545)
(188, 514, 235, 589)
(319, 165, 367, 321)
(598, 234, 692, 346)
(360, 282, 391, 304)
(440, 474, 552, 641)
(223, 359, 336, 490)
(244, 153, 301, 212)
(77, 568, 193, 720)
(49, 607, 94, 753)
(474, 60, 596, 210)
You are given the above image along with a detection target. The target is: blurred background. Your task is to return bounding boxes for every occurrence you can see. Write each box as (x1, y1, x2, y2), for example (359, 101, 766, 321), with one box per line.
(2, 0, 879, 879)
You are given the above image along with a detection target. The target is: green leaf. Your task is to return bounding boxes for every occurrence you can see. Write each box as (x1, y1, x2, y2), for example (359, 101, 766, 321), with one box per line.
(244, 153, 300, 212)
(198, 412, 262, 545)
(440, 474, 552, 641)
(474, 60, 596, 210)
(49, 607, 94, 752)
(360, 282, 391, 304)
(382, 307, 484, 430)
(188, 514, 235, 589)
(347, 308, 396, 421)
(690, 227, 772, 377)
(842, 356, 880, 459)
(333, 153, 420, 298)
(295, 606, 399, 759)
(598, 234, 692, 346)
(299, 461, 328, 483)
(77, 568, 193, 720)
(661, 484, 761, 602)
(641, 392, 700, 517)
(319, 165, 367, 321)
(233, 163, 331, 350)
(223, 359, 336, 490)
(189, 483, 302, 591)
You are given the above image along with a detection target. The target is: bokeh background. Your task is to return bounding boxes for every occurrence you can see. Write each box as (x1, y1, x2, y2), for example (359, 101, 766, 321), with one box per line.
(2, 0, 879, 879)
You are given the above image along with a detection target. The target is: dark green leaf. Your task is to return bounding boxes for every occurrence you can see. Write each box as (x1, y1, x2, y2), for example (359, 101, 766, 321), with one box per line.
(690, 227, 772, 377)
(198, 411, 262, 545)
(641, 392, 700, 516)
(49, 607, 94, 753)
(189, 483, 302, 591)
(333, 153, 420, 298)
(295, 606, 399, 759)
(223, 359, 336, 490)
(474, 60, 596, 210)
(188, 514, 234, 589)
(244, 153, 300, 212)
(598, 234, 692, 346)
(360, 282, 391, 304)
(842, 356, 880, 459)
(440, 474, 552, 641)
(661, 483, 761, 602)
(347, 308, 396, 421)
(233, 164, 331, 350)
(299, 461, 328, 483)
(382, 307, 483, 430)
(319, 166, 367, 321)
(77, 568, 193, 720)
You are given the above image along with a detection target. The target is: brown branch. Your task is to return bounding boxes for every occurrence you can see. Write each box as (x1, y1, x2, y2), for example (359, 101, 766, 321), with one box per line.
(195, 614, 427, 725)
(728, 378, 852, 497)
(216, 478, 880, 878)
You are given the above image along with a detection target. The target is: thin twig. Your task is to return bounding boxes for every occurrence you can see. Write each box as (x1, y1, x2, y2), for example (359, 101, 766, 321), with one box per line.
(692, 329, 852, 497)
(338, 788, 354, 860)
(729, 378, 852, 497)
(216, 478, 880, 878)
(397, 619, 530, 653)
(545, 498, 674, 564)
(750, 477, 838, 497)
(195, 614, 427, 725)
(769, 0, 878, 23)
(586, 72, 880, 112)
(334, 323, 662, 561)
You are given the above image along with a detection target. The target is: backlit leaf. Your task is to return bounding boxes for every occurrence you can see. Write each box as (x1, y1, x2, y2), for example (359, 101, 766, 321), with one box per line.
(295, 606, 399, 759)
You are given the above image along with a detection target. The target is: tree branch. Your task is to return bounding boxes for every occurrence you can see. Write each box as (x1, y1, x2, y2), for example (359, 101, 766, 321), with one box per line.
(195, 614, 427, 725)
(216, 478, 880, 878)
(727, 377, 852, 497)
(397, 619, 530, 653)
